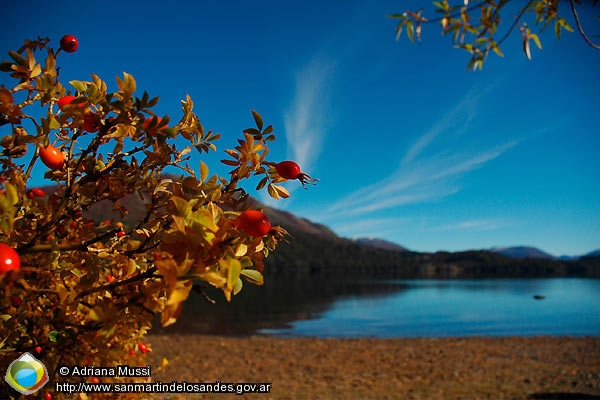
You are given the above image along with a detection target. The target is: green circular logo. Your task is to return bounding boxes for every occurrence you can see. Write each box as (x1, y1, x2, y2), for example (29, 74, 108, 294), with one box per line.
(5, 352, 49, 395)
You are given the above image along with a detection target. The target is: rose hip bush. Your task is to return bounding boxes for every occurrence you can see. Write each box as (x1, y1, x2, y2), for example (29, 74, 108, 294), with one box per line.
(0, 36, 308, 398)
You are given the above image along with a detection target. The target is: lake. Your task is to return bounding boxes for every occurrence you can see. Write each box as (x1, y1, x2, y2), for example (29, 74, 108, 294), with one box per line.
(152, 277, 600, 338)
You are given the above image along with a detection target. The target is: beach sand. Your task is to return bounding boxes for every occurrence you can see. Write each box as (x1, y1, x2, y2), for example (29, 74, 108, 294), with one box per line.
(147, 335, 600, 399)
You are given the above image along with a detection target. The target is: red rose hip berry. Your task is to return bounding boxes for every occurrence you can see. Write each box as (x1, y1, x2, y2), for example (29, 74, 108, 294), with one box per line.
(275, 160, 318, 187)
(11, 295, 22, 307)
(57, 95, 84, 110)
(83, 113, 100, 132)
(39, 145, 65, 170)
(0, 244, 21, 274)
(138, 342, 147, 354)
(32, 188, 46, 197)
(60, 35, 79, 53)
(275, 161, 301, 180)
(236, 210, 271, 237)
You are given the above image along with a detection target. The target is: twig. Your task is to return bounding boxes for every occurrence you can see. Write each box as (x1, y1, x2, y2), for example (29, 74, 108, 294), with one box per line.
(192, 284, 216, 304)
(75, 266, 157, 299)
(569, 0, 600, 49)
(496, 0, 534, 47)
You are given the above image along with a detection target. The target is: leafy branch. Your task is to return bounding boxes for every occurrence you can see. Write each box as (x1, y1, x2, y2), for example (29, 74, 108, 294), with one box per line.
(389, 0, 599, 70)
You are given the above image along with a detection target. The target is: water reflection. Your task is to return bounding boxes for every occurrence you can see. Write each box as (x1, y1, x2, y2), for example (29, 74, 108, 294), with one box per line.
(151, 277, 600, 337)
(151, 274, 406, 335)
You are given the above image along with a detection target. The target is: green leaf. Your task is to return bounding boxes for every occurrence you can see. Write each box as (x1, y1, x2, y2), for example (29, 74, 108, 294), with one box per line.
(243, 128, 261, 137)
(69, 80, 87, 93)
(147, 96, 160, 108)
(433, 1, 447, 10)
(240, 269, 264, 285)
(8, 51, 26, 66)
(226, 257, 241, 291)
(233, 277, 243, 296)
(491, 42, 504, 57)
(170, 196, 191, 220)
(407, 20, 415, 42)
(190, 208, 219, 232)
(49, 115, 60, 130)
(49, 331, 59, 342)
(256, 176, 268, 191)
(558, 17, 574, 32)
(163, 127, 177, 138)
(251, 110, 263, 131)
(395, 22, 404, 40)
(262, 125, 274, 135)
(0, 61, 13, 72)
(4, 182, 18, 206)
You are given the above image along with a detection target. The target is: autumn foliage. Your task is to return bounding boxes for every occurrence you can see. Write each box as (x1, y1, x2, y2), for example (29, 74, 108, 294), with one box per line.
(0, 36, 307, 398)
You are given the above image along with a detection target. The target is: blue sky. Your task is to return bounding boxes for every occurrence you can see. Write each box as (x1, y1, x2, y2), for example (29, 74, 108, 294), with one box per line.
(2, 1, 599, 257)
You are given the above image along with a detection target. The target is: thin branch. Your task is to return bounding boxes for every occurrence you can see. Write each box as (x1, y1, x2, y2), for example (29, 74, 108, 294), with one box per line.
(394, 1, 486, 24)
(75, 266, 158, 299)
(569, 0, 600, 49)
(192, 284, 217, 304)
(496, 0, 534, 47)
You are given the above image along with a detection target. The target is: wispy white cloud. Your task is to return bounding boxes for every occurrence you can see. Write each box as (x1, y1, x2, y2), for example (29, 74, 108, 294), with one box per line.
(332, 217, 409, 238)
(431, 218, 514, 232)
(258, 56, 336, 209)
(317, 86, 518, 223)
(284, 56, 336, 173)
(401, 85, 491, 167)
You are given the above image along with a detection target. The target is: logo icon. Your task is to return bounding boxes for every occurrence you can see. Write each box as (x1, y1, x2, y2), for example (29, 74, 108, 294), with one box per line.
(5, 352, 49, 395)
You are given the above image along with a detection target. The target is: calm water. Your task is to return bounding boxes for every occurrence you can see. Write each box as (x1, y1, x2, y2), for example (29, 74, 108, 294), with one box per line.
(154, 278, 600, 338)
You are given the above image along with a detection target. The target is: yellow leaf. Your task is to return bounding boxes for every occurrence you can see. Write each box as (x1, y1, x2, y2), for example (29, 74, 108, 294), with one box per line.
(4, 182, 18, 205)
(235, 243, 248, 257)
(170, 196, 191, 219)
(523, 37, 531, 60)
(200, 160, 209, 182)
(491, 43, 504, 58)
(56, 284, 69, 303)
(154, 258, 180, 288)
(166, 280, 193, 306)
(89, 306, 104, 322)
(127, 259, 138, 276)
(198, 270, 227, 288)
(530, 33, 542, 49)
(274, 184, 290, 199)
(190, 208, 219, 232)
(161, 301, 183, 327)
(122, 72, 136, 95)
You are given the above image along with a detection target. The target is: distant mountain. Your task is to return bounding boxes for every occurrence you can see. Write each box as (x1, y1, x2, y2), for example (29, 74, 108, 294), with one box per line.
(31, 183, 600, 278)
(584, 249, 600, 257)
(490, 246, 555, 259)
(352, 238, 409, 252)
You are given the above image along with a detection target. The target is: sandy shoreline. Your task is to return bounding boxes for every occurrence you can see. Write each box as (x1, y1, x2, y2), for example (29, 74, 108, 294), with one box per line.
(146, 335, 600, 399)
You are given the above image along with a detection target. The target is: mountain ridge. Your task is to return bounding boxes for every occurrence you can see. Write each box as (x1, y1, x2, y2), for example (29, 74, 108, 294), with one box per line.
(30, 183, 599, 267)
